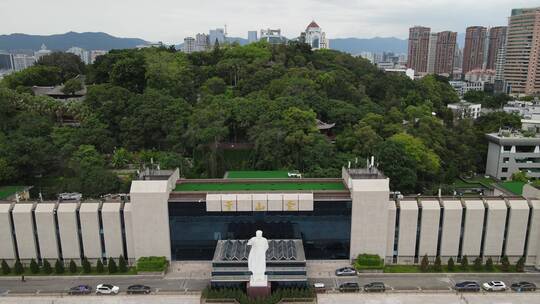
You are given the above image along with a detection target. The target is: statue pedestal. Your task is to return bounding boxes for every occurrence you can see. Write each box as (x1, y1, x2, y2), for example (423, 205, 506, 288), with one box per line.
(247, 281, 271, 299)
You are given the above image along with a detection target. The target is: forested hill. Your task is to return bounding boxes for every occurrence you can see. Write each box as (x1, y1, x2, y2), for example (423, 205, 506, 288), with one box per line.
(0, 32, 147, 51)
(0, 42, 519, 198)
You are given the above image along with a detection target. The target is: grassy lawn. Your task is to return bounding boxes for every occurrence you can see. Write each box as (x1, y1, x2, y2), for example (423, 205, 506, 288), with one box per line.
(0, 267, 137, 276)
(499, 181, 525, 195)
(226, 170, 290, 179)
(383, 265, 517, 273)
(175, 181, 346, 191)
(0, 186, 25, 200)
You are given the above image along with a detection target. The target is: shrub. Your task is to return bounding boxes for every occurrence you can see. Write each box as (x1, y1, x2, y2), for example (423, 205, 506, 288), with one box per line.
(54, 259, 64, 274)
(447, 257, 455, 271)
(108, 258, 117, 273)
(82, 257, 91, 273)
(42, 260, 52, 274)
(136, 256, 168, 272)
(1, 259, 11, 274)
(30, 259, 39, 274)
(516, 257, 525, 272)
(433, 256, 442, 272)
(96, 260, 104, 273)
(14, 260, 24, 275)
(461, 255, 469, 270)
(500, 256, 510, 272)
(118, 255, 128, 273)
(420, 254, 429, 272)
(473, 257, 483, 271)
(356, 254, 383, 269)
(485, 257, 494, 271)
(69, 260, 77, 273)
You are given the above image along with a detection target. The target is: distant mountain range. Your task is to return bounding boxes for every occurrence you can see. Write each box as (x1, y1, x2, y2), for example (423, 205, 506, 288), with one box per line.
(0, 31, 466, 55)
(0, 32, 148, 52)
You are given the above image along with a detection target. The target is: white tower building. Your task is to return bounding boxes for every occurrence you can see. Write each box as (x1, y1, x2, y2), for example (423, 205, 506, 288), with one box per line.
(304, 21, 329, 50)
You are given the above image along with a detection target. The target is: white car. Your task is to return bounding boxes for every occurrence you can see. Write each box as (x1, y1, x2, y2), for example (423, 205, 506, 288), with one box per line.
(482, 281, 506, 292)
(96, 284, 120, 295)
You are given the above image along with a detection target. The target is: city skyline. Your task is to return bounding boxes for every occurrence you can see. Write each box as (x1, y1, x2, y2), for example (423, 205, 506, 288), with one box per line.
(1, 0, 539, 44)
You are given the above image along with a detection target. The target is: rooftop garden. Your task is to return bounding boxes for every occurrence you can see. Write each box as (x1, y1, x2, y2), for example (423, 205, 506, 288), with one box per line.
(0, 186, 26, 200)
(225, 170, 290, 179)
(174, 181, 346, 192)
(499, 181, 525, 195)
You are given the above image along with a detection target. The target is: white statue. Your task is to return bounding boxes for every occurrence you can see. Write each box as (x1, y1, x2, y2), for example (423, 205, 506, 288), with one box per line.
(247, 230, 269, 286)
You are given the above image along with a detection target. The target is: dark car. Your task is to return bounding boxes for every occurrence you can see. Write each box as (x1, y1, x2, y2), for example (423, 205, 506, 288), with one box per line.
(339, 282, 360, 292)
(511, 281, 537, 292)
(335, 267, 357, 276)
(454, 281, 480, 292)
(364, 282, 385, 292)
(127, 285, 152, 294)
(68, 285, 92, 295)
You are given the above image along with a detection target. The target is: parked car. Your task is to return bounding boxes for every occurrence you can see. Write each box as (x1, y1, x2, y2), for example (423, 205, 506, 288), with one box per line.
(335, 267, 357, 276)
(339, 282, 360, 292)
(364, 282, 385, 292)
(454, 281, 481, 292)
(68, 285, 91, 295)
(511, 282, 536, 292)
(127, 285, 152, 294)
(96, 284, 120, 295)
(482, 281, 507, 292)
(313, 282, 326, 293)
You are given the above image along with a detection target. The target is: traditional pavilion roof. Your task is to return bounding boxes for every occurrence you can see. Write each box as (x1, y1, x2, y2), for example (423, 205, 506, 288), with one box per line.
(316, 119, 335, 130)
(306, 21, 320, 29)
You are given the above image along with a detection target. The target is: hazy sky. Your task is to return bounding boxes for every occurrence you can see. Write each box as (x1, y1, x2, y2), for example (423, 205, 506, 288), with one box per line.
(0, 0, 537, 43)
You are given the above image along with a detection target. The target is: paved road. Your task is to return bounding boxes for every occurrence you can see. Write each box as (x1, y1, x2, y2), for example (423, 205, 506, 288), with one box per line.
(0, 294, 200, 304)
(318, 293, 540, 304)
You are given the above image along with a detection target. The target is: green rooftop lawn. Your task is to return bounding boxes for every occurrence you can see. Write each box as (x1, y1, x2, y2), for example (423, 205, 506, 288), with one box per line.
(226, 171, 290, 179)
(175, 181, 345, 192)
(499, 181, 525, 195)
(0, 186, 25, 200)
(453, 176, 496, 189)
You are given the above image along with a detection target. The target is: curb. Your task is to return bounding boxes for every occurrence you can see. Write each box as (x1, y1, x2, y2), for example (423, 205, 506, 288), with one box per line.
(357, 272, 540, 276)
(0, 274, 163, 281)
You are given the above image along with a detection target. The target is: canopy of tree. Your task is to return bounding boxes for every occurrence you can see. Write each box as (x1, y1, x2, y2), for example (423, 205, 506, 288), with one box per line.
(0, 42, 522, 196)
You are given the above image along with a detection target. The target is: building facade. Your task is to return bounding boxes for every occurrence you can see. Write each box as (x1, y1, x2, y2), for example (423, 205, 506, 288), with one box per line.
(434, 31, 457, 76)
(302, 21, 329, 50)
(463, 26, 488, 74)
(66, 47, 90, 64)
(183, 37, 196, 53)
(0, 51, 14, 71)
(260, 29, 287, 45)
(34, 44, 52, 61)
(209, 28, 226, 46)
(486, 26, 508, 71)
(407, 26, 431, 73)
(2, 167, 540, 268)
(248, 31, 258, 44)
(12, 54, 35, 71)
(447, 101, 482, 119)
(504, 7, 540, 95)
(486, 131, 540, 180)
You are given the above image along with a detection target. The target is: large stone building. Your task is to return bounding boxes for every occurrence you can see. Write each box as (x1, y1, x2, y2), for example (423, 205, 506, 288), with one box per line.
(462, 26, 488, 74)
(407, 26, 431, 73)
(504, 7, 540, 95)
(301, 21, 329, 50)
(2, 167, 540, 270)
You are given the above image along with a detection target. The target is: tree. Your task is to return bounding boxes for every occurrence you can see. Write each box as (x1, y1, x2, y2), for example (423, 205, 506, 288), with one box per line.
(69, 259, 78, 273)
(375, 140, 417, 193)
(485, 257, 494, 271)
(500, 256, 510, 272)
(14, 260, 24, 275)
(82, 257, 91, 274)
(61, 78, 83, 95)
(42, 260, 52, 274)
(3, 65, 62, 89)
(447, 257, 455, 272)
(511, 171, 529, 183)
(420, 254, 429, 272)
(1, 259, 11, 274)
(37, 52, 85, 81)
(96, 259, 104, 273)
(118, 255, 128, 273)
(108, 258, 118, 273)
(29, 259, 39, 274)
(202, 77, 227, 95)
(473, 257, 483, 271)
(460, 255, 469, 270)
(54, 259, 64, 274)
(516, 257, 525, 272)
(433, 256, 442, 272)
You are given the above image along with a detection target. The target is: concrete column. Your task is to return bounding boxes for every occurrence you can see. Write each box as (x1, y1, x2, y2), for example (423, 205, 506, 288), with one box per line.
(123, 203, 135, 263)
(461, 200, 485, 258)
(57, 203, 80, 260)
(12, 203, 37, 262)
(483, 199, 507, 262)
(440, 200, 462, 262)
(386, 201, 397, 264)
(527, 200, 540, 266)
(34, 203, 59, 262)
(0, 203, 16, 262)
(505, 200, 530, 263)
(397, 200, 418, 264)
(418, 200, 440, 260)
(102, 202, 124, 259)
(79, 201, 102, 262)
(349, 178, 390, 260)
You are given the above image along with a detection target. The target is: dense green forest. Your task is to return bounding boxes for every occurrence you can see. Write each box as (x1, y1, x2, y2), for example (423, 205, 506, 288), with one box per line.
(0, 42, 521, 197)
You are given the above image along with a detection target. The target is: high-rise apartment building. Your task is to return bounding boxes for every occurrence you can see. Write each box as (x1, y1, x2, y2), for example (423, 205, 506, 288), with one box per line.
(209, 28, 226, 46)
(504, 7, 540, 95)
(183, 37, 196, 53)
(486, 26, 507, 70)
(12, 54, 35, 71)
(195, 33, 210, 51)
(0, 51, 14, 71)
(407, 26, 431, 73)
(67, 47, 90, 64)
(248, 31, 258, 44)
(462, 26, 487, 73)
(434, 31, 457, 76)
(426, 32, 438, 74)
